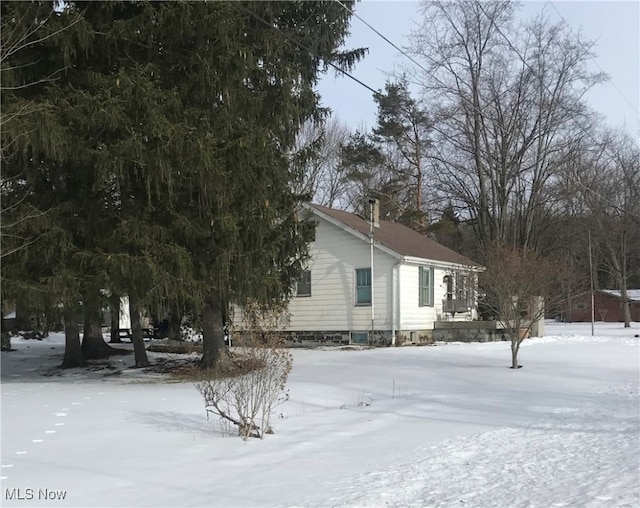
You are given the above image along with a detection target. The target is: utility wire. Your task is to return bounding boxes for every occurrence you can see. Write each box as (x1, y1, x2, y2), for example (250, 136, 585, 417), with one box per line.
(231, 1, 379, 96)
(547, 0, 640, 119)
(333, 0, 497, 120)
(334, 0, 431, 77)
(338, 0, 639, 220)
(475, 1, 640, 221)
(237, 0, 638, 220)
(334, 0, 471, 108)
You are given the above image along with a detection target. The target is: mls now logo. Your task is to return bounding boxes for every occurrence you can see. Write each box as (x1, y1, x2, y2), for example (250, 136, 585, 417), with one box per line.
(5, 488, 67, 501)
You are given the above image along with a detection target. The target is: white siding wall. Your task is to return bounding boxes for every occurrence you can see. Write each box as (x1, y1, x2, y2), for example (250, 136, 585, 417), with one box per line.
(287, 219, 397, 332)
(231, 215, 478, 336)
(398, 264, 475, 331)
(398, 263, 438, 330)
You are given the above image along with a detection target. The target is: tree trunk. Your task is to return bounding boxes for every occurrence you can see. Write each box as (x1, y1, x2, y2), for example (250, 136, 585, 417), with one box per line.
(14, 298, 32, 331)
(200, 293, 231, 370)
(620, 284, 631, 328)
(38, 311, 49, 337)
(167, 307, 183, 341)
(82, 290, 118, 359)
(510, 338, 522, 369)
(62, 309, 85, 368)
(1, 307, 11, 351)
(109, 294, 122, 343)
(129, 288, 149, 368)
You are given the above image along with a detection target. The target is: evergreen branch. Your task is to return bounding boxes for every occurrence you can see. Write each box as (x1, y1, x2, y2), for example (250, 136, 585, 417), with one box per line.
(0, 66, 69, 90)
(1, 8, 84, 64)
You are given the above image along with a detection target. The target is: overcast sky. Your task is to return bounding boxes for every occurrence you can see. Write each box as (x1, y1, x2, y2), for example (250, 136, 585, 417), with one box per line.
(317, 0, 640, 136)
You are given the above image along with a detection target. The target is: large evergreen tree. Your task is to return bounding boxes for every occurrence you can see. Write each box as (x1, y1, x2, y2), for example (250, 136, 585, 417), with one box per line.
(2, 1, 364, 369)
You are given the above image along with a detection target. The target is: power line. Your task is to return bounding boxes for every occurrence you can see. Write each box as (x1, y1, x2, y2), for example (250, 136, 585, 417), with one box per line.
(237, 0, 638, 220)
(339, 0, 639, 220)
(334, 0, 431, 77)
(547, 0, 640, 119)
(475, 1, 640, 221)
(333, 0, 501, 120)
(231, 2, 380, 96)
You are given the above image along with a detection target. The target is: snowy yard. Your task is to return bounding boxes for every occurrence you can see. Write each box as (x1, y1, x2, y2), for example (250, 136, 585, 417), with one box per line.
(1, 321, 639, 507)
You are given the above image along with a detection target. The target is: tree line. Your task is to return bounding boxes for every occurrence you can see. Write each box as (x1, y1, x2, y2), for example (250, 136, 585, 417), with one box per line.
(296, 0, 640, 327)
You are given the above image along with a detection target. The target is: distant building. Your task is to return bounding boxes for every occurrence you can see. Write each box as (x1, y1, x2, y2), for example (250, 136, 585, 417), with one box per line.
(560, 290, 640, 322)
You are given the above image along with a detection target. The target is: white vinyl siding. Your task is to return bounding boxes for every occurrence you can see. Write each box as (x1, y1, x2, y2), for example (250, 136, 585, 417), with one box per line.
(232, 212, 478, 334)
(399, 264, 437, 329)
(283, 219, 396, 331)
(399, 264, 467, 329)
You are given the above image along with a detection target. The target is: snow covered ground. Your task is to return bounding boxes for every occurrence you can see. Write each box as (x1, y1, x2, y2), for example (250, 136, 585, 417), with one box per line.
(1, 321, 639, 507)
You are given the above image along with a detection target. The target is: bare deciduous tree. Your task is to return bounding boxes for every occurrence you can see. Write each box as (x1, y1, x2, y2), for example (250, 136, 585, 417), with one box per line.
(292, 116, 351, 208)
(407, 0, 606, 252)
(480, 244, 564, 368)
(559, 130, 640, 327)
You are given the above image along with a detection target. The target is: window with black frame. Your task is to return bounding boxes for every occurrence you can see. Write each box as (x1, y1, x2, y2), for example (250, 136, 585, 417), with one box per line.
(296, 270, 312, 297)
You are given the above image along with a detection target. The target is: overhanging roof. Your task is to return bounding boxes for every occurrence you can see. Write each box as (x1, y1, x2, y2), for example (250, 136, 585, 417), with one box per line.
(307, 204, 481, 268)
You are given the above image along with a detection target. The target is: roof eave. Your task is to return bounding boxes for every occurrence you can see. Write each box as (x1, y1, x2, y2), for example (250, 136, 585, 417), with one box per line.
(402, 255, 484, 271)
(306, 204, 402, 260)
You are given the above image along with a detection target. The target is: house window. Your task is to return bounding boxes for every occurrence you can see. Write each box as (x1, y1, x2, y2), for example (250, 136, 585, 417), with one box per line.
(296, 270, 311, 297)
(456, 273, 469, 301)
(355, 268, 371, 305)
(351, 332, 369, 345)
(419, 266, 434, 307)
(443, 274, 453, 301)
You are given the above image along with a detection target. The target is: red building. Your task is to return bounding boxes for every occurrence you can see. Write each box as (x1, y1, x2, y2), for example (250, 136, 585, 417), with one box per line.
(561, 290, 640, 322)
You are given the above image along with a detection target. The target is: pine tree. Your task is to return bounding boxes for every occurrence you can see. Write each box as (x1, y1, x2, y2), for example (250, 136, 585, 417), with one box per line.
(338, 79, 432, 230)
(372, 78, 432, 230)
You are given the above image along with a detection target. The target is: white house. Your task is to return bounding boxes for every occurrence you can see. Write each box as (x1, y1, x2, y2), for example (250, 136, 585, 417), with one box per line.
(244, 202, 482, 346)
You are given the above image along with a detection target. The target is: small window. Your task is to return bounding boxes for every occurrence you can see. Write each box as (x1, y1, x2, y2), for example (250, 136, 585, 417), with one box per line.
(355, 268, 371, 305)
(296, 270, 311, 297)
(456, 274, 468, 301)
(443, 274, 453, 301)
(351, 332, 369, 345)
(419, 266, 434, 307)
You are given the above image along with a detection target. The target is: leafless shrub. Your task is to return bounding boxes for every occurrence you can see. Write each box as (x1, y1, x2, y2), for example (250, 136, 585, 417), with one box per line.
(354, 391, 372, 407)
(195, 302, 292, 439)
(480, 244, 564, 369)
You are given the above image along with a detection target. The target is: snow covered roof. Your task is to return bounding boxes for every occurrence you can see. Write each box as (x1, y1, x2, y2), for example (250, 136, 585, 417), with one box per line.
(601, 290, 640, 301)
